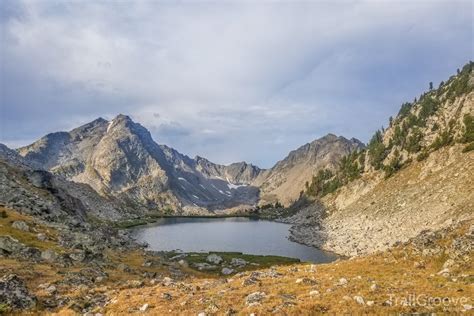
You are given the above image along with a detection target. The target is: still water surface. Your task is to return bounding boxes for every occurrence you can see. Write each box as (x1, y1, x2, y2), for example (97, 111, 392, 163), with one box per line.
(130, 217, 337, 263)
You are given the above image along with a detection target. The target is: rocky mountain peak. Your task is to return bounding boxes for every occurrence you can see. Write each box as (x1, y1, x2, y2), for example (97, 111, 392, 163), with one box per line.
(255, 134, 364, 206)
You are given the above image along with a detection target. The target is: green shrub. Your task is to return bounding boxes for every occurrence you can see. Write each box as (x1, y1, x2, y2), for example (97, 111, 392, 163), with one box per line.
(383, 149, 402, 178)
(417, 151, 429, 161)
(406, 128, 423, 153)
(339, 151, 363, 182)
(397, 102, 413, 120)
(418, 96, 439, 126)
(0, 304, 10, 314)
(431, 129, 453, 150)
(367, 130, 388, 170)
(461, 114, 474, 143)
(446, 61, 473, 101)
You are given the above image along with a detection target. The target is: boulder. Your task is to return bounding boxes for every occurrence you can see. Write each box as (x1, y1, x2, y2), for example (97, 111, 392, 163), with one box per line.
(206, 254, 223, 265)
(230, 258, 247, 267)
(0, 274, 37, 310)
(221, 268, 234, 275)
(41, 249, 59, 262)
(0, 236, 26, 255)
(11, 221, 29, 232)
(193, 263, 217, 271)
(245, 292, 266, 305)
(69, 250, 86, 262)
(353, 295, 365, 305)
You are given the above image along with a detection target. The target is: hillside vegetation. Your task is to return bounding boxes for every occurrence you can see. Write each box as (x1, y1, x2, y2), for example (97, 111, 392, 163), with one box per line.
(305, 62, 473, 198)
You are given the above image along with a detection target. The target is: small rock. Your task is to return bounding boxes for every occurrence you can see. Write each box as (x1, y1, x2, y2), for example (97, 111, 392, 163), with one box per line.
(162, 277, 174, 286)
(69, 250, 86, 262)
(139, 303, 148, 312)
(230, 258, 247, 267)
(161, 292, 172, 300)
(245, 292, 266, 305)
(463, 304, 473, 311)
(178, 259, 188, 267)
(353, 296, 365, 305)
(45, 285, 57, 294)
(296, 277, 317, 285)
(117, 263, 131, 272)
(443, 259, 456, 269)
(221, 268, 234, 275)
(242, 276, 259, 286)
(206, 303, 219, 313)
(193, 263, 217, 271)
(37, 233, 47, 241)
(413, 261, 425, 269)
(366, 300, 375, 306)
(206, 254, 223, 265)
(41, 249, 58, 262)
(126, 280, 144, 288)
(370, 283, 379, 292)
(11, 221, 29, 232)
(342, 295, 352, 301)
(197, 312, 206, 316)
(338, 278, 348, 286)
(309, 290, 319, 296)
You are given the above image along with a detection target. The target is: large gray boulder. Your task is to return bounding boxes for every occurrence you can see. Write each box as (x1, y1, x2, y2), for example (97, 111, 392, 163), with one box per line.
(206, 254, 223, 265)
(11, 221, 30, 232)
(0, 236, 26, 255)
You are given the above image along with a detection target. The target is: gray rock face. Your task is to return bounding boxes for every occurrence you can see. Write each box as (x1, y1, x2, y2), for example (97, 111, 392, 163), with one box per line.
(17, 115, 264, 213)
(254, 134, 364, 206)
(0, 274, 37, 310)
(15, 115, 365, 213)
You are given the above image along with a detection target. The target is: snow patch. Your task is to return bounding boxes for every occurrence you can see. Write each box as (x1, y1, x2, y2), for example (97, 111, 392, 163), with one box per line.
(192, 194, 200, 199)
(227, 183, 247, 190)
(107, 120, 114, 132)
(178, 177, 188, 182)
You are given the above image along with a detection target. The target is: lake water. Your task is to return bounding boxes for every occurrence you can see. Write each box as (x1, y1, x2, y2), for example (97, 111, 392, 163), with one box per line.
(130, 217, 337, 263)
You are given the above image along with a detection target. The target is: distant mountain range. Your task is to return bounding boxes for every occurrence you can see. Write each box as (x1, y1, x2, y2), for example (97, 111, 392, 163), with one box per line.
(12, 115, 362, 214)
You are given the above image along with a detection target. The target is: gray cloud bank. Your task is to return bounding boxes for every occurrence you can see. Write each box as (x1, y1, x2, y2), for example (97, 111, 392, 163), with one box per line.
(0, 0, 472, 167)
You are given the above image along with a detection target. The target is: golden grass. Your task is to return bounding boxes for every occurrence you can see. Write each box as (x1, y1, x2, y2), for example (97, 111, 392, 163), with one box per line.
(97, 219, 473, 315)
(1, 207, 472, 315)
(0, 207, 61, 252)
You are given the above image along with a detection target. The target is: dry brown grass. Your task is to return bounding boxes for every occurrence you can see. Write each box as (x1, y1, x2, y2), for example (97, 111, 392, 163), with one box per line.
(1, 207, 472, 315)
(0, 206, 61, 252)
(97, 224, 473, 315)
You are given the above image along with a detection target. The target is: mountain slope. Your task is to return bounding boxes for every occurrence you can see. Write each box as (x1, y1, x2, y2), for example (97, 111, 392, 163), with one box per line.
(254, 134, 364, 206)
(17, 115, 263, 213)
(0, 143, 133, 223)
(288, 62, 474, 256)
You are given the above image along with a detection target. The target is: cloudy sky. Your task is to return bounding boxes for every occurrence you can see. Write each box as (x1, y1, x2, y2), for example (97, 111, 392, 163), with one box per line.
(0, 0, 472, 168)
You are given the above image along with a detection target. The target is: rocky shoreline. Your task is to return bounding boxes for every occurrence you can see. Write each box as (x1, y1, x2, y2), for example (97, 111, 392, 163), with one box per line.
(279, 147, 474, 257)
